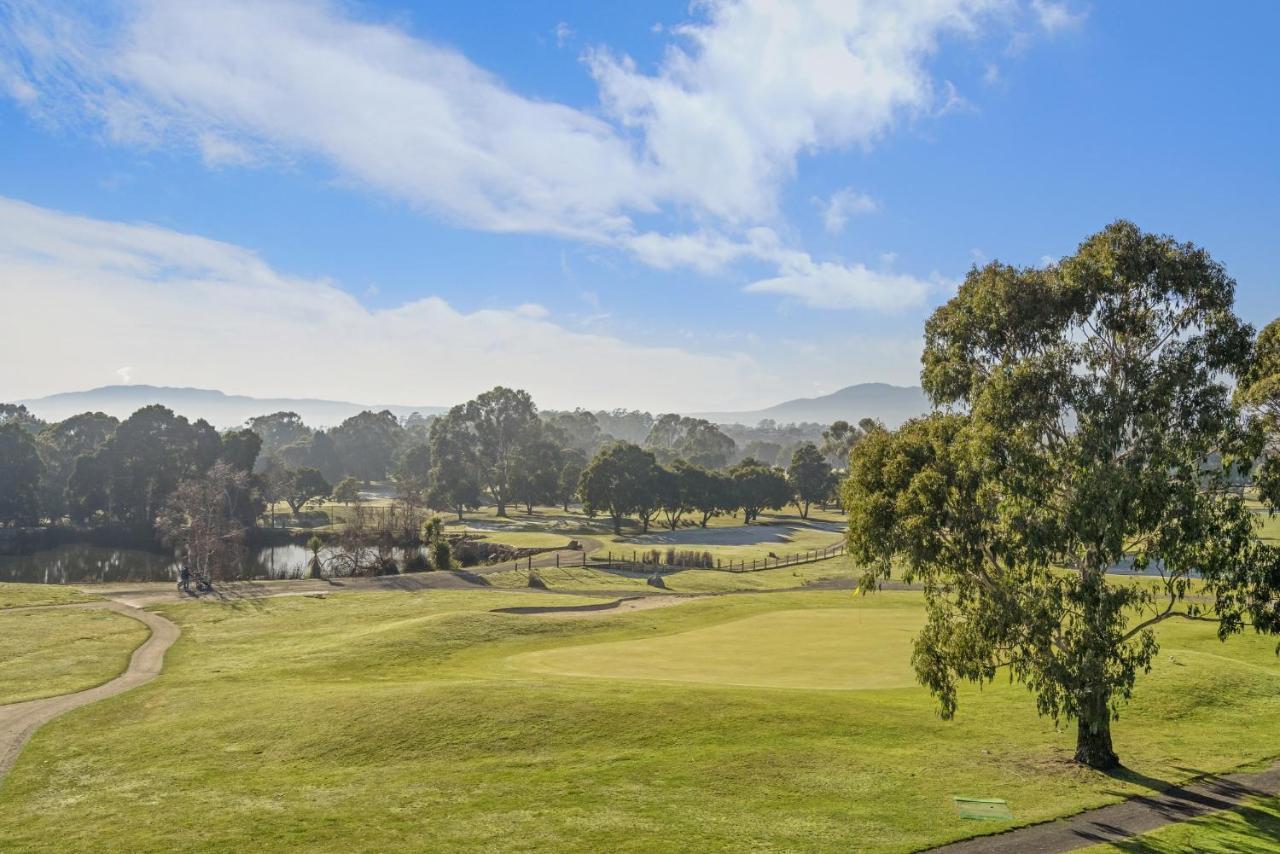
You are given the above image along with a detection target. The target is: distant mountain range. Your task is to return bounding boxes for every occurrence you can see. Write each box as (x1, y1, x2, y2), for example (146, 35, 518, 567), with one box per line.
(14, 386, 446, 429)
(11, 381, 931, 432)
(691, 383, 931, 428)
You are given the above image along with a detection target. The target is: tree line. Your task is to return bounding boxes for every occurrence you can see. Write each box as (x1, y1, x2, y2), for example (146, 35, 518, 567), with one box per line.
(0, 386, 875, 536)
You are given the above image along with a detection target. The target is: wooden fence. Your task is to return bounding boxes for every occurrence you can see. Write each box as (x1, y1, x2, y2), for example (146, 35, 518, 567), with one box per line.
(592, 541, 846, 574)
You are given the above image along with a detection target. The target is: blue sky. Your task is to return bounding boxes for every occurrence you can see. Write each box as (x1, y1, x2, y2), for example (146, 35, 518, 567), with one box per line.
(1, 0, 1277, 411)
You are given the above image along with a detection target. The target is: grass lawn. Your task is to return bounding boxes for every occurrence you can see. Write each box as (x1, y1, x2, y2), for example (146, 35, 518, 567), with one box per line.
(1250, 496, 1280, 545)
(1, 587, 1278, 852)
(511, 607, 918, 690)
(0, 582, 101, 609)
(441, 503, 845, 565)
(1084, 795, 1280, 852)
(0, 608, 148, 704)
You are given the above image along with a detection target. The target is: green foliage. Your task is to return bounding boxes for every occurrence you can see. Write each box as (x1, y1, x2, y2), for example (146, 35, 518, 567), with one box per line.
(329, 410, 405, 483)
(427, 408, 484, 520)
(0, 423, 44, 525)
(645, 414, 736, 469)
(846, 221, 1278, 769)
(730, 457, 790, 523)
(331, 476, 362, 505)
(672, 460, 734, 527)
(246, 411, 312, 459)
(392, 442, 432, 495)
(219, 428, 262, 473)
(278, 430, 342, 484)
(34, 411, 117, 521)
(461, 386, 542, 516)
(579, 442, 663, 533)
(432, 539, 452, 571)
(1239, 318, 1280, 506)
(63, 405, 221, 528)
(786, 442, 832, 519)
(540, 410, 604, 455)
(555, 448, 587, 510)
(284, 468, 331, 515)
(509, 434, 563, 513)
(819, 418, 882, 470)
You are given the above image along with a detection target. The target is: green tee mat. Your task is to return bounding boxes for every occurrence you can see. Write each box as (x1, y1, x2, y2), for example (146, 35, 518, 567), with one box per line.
(952, 796, 1014, 821)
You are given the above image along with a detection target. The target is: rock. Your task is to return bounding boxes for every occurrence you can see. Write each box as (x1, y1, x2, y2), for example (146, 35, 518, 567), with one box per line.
(647, 573, 667, 589)
(528, 571, 548, 589)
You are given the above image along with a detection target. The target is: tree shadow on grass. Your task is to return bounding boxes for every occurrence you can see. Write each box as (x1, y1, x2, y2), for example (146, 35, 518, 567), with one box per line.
(1099, 801, 1280, 852)
(1065, 765, 1276, 850)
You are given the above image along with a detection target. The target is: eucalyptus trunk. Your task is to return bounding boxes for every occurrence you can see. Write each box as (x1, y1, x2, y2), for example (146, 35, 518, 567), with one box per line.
(1075, 715, 1118, 770)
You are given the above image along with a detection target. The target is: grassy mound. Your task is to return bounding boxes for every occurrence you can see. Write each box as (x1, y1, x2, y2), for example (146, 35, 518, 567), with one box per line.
(0, 583, 101, 609)
(0, 608, 148, 704)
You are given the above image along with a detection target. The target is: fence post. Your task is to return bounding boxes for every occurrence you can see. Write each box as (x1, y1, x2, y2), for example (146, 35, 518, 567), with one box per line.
(556, 553, 560, 568)
(752, 559, 756, 570)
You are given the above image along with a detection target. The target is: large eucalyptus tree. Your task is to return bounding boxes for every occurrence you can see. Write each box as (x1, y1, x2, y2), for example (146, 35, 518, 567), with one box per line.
(844, 222, 1279, 769)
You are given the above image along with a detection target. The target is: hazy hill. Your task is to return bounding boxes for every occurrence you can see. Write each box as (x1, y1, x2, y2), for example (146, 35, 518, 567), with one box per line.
(14, 386, 445, 429)
(691, 383, 930, 428)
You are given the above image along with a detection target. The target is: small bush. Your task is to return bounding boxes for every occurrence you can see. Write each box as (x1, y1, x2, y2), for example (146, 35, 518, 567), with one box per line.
(433, 541, 453, 571)
(664, 549, 714, 568)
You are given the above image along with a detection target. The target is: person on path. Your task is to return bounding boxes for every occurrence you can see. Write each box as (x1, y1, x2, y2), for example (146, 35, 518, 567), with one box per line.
(178, 563, 191, 593)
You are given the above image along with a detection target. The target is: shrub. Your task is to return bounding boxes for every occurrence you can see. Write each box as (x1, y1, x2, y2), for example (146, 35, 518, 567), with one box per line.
(663, 549, 713, 568)
(433, 540, 453, 571)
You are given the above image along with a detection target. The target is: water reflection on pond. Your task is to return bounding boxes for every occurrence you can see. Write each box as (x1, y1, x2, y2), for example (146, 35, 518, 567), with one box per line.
(0, 544, 430, 585)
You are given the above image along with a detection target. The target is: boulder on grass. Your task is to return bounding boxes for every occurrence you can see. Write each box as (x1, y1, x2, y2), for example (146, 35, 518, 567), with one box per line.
(647, 573, 667, 589)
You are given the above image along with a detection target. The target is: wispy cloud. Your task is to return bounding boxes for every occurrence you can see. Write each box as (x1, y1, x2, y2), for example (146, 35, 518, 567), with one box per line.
(0, 0, 1052, 308)
(818, 187, 880, 234)
(0, 196, 773, 411)
(1031, 0, 1086, 33)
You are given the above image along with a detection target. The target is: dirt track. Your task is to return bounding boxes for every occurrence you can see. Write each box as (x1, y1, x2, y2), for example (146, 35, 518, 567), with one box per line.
(0, 602, 179, 783)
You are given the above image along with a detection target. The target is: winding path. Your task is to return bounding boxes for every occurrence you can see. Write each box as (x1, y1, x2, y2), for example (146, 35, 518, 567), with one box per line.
(0, 602, 179, 783)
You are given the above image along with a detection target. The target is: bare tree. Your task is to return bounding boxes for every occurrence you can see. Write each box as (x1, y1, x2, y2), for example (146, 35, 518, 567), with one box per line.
(156, 461, 252, 583)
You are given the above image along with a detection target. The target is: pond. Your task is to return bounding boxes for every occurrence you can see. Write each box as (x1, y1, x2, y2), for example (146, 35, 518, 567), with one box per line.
(0, 543, 431, 585)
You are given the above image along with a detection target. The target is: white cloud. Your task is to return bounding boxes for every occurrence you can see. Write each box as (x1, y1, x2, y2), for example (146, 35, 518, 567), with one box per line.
(553, 22, 573, 48)
(588, 0, 1000, 222)
(1031, 0, 1085, 33)
(0, 1, 650, 241)
(744, 255, 932, 311)
(819, 187, 879, 234)
(0, 0, 1039, 311)
(0, 197, 774, 412)
(514, 302, 550, 319)
(619, 230, 752, 273)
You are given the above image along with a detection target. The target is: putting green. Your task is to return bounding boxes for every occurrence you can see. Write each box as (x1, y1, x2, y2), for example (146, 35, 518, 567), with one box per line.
(510, 606, 922, 690)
